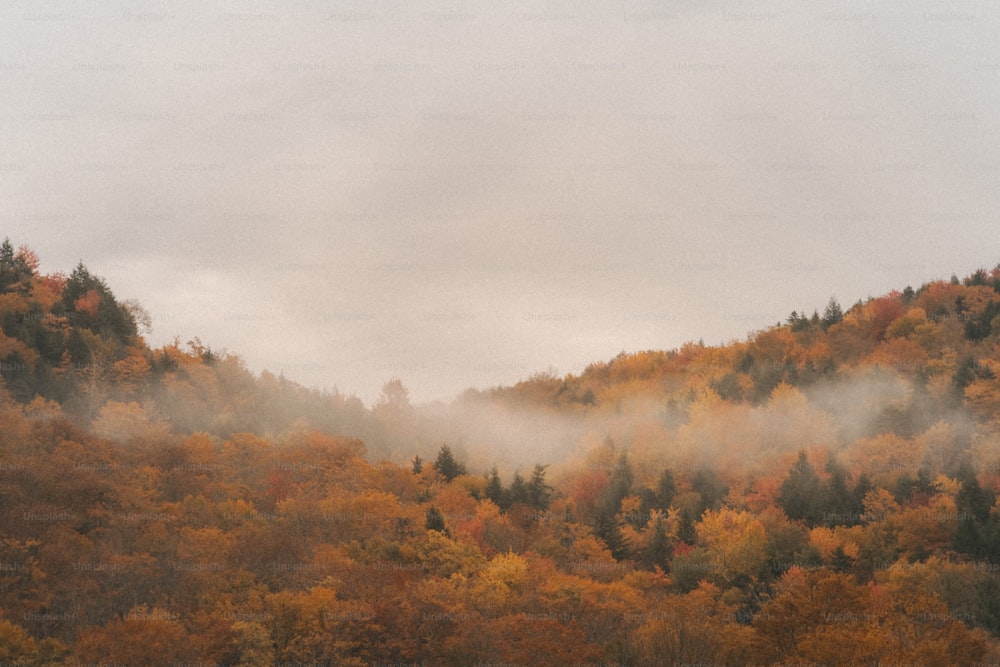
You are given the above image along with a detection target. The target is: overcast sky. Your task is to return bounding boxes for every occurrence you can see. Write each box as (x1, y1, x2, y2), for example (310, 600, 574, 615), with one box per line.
(2, 0, 999, 405)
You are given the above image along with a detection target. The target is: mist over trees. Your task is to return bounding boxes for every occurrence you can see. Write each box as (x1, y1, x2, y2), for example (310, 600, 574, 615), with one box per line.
(2, 240, 1000, 663)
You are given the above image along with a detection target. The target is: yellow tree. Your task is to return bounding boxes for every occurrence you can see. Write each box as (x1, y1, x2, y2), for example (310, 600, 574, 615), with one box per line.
(467, 551, 528, 614)
(696, 507, 768, 588)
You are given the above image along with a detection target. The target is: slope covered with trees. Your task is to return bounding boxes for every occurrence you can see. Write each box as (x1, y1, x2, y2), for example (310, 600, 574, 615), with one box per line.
(2, 240, 1000, 664)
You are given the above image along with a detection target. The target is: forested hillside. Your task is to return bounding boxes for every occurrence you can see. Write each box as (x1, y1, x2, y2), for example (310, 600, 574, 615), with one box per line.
(2, 240, 1000, 665)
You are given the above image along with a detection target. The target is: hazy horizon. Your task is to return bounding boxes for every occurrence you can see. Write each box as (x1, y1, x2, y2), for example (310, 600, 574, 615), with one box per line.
(4, 0, 999, 404)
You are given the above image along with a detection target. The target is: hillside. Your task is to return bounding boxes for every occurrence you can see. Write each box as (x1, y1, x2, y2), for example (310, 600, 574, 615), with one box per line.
(1, 240, 1000, 664)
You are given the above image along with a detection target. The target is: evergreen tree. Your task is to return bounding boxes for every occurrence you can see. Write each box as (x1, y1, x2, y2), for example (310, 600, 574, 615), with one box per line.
(786, 310, 812, 332)
(691, 467, 727, 516)
(433, 445, 466, 482)
(892, 467, 934, 504)
(508, 472, 529, 506)
(779, 451, 823, 525)
(602, 452, 633, 516)
(61, 262, 137, 342)
(527, 464, 553, 510)
(642, 515, 672, 569)
(62, 262, 98, 309)
(0, 238, 16, 291)
(965, 301, 1000, 341)
(830, 545, 853, 573)
(710, 372, 744, 402)
(67, 328, 91, 366)
(425, 506, 447, 534)
(956, 464, 994, 522)
(822, 458, 855, 525)
(485, 466, 505, 508)
(411, 455, 423, 475)
(594, 509, 629, 561)
(915, 467, 934, 495)
(640, 468, 677, 517)
(954, 517, 983, 557)
(821, 297, 844, 330)
(677, 510, 697, 545)
(851, 474, 873, 520)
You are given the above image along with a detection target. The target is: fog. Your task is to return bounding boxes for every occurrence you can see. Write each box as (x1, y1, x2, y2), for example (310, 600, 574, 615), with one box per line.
(385, 363, 986, 486)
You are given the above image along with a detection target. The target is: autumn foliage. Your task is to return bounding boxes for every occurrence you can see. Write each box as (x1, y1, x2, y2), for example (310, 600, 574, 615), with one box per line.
(1, 240, 1000, 664)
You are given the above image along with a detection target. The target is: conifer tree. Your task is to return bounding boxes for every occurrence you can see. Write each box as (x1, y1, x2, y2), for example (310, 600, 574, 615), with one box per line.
(822, 297, 844, 330)
(433, 445, 466, 482)
(643, 515, 671, 569)
(486, 467, 505, 509)
(527, 464, 553, 510)
(595, 509, 629, 561)
(425, 506, 447, 534)
(602, 452, 633, 516)
(779, 451, 823, 524)
(508, 472, 529, 506)
(0, 239, 16, 291)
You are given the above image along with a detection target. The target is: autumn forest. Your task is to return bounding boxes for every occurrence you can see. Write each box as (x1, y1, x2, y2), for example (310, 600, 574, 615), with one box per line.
(2, 239, 1000, 665)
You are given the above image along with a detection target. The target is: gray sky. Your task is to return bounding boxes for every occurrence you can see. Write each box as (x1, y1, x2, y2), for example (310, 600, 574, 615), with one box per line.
(3, 0, 999, 405)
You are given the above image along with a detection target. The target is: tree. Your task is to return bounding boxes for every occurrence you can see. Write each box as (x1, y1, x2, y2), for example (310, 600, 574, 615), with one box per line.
(377, 378, 410, 410)
(953, 464, 996, 557)
(432, 445, 466, 482)
(822, 296, 844, 330)
(602, 452, 633, 517)
(0, 239, 19, 292)
(61, 262, 137, 342)
(953, 355, 979, 400)
(425, 506, 447, 534)
(691, 467, 727, 516)
(594, 508, 629, 561)
(786, 310, 809, 331)
(655, 468, 677, 509)
(485, 467, 505, 508)
(779, 451, 823, 524)
(527, 464, 553, 510)
(822, 457, 860, 525)
(955, 463, 994, 521)
(642, 513, 672, 569)
(641, 467, 678, 517)
(508, 472, 529, 506)
(697, 508, 768, 588)
(964, 300, 1000, 341)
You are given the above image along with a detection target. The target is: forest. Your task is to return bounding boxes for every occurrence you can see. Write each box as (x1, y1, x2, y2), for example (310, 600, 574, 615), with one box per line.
(1, 238, 1000, 665)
